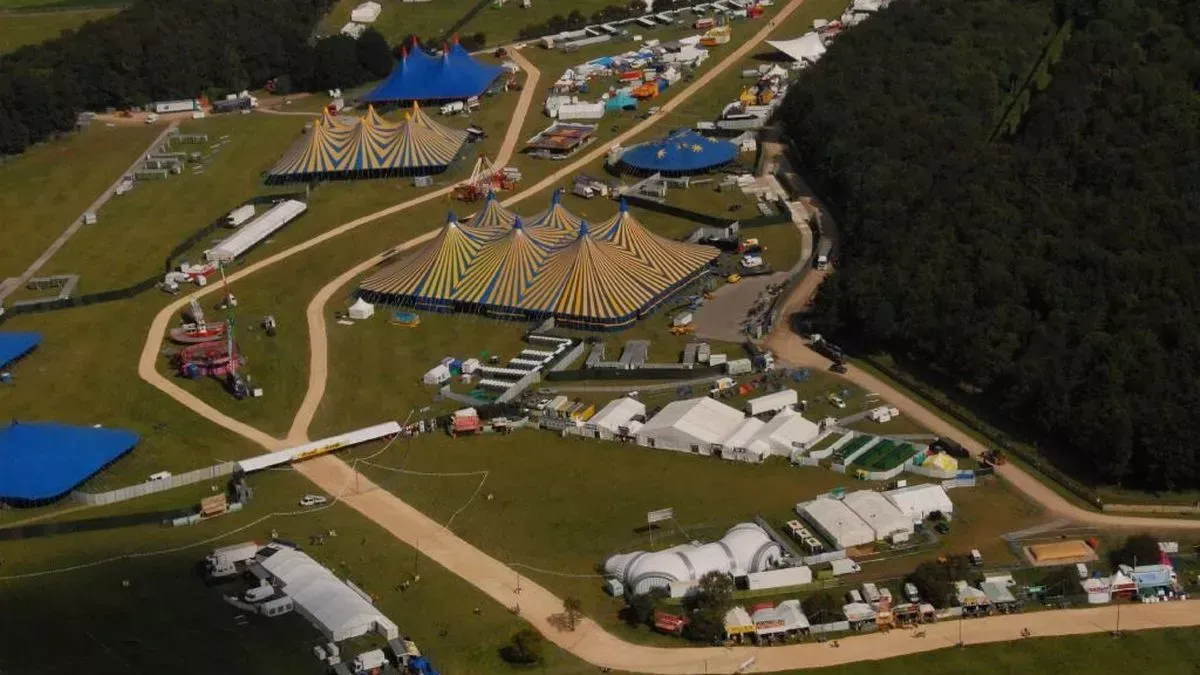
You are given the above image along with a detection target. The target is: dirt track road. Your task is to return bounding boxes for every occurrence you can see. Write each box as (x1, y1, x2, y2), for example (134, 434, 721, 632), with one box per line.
(134, 3, 1200, 671)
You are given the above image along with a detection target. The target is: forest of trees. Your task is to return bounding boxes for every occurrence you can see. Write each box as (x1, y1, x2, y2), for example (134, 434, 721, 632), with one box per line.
(782, 0, 1200, 490)
(0, 0, 394, 156)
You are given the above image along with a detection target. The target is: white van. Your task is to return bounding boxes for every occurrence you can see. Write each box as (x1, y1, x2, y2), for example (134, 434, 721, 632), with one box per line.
(147, 471, 172, 482)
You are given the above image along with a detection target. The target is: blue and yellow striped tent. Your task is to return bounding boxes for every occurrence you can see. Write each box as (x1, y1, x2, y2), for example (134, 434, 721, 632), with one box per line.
(359, 196, 719, 329)
(268, 103, 469, 182)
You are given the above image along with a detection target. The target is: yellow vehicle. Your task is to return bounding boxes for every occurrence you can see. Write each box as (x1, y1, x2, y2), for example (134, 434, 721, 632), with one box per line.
(727, 274, 742, 283)
(670, 324, 696, 335)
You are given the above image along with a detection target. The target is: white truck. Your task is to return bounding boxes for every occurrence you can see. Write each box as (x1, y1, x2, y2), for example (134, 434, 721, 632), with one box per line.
(205, 541, 260, 578)
(815, 240, 833, 270)
(226, 204, 255, 227)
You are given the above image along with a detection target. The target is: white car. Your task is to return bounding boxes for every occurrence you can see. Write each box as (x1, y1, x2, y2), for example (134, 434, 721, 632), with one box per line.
(299, 495, 328, 507)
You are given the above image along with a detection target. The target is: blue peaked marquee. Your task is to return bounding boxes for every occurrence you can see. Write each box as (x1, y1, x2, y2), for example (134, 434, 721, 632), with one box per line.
(363, 39, 504, 103)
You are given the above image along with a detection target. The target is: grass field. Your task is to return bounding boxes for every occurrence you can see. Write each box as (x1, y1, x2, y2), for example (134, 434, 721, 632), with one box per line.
(0, 7, 118, 53)
(337, 429, 1043, 643)
(0, 468, 593, 675)
(0, 123, 161, 282)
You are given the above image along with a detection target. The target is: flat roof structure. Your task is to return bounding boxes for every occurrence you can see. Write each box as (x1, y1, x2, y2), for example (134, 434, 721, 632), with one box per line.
(842, 490, 912, 540)
(1025, 540, 1099, 566)
(526, 122, 597, 156)
(0, 421, 139, 503)
(796, 497, 874, 549)
(0, 331, 41, 370)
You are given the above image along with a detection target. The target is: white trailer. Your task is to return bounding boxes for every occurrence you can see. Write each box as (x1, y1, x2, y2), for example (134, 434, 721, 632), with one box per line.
(226, 204, 255, 227)
(726, 358, 752, 376)
(152, 99, 198, 114)
(745, 389, 798, 416)
(204, 200, 307, 263)
(557, 102, 606, 121)
(205, 541, 261, 578)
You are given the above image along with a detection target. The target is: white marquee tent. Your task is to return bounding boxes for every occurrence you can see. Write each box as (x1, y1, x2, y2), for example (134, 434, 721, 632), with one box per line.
(766, 32, 827, 65)
(351, 1, 382, 23)
(254, 544, 399, 642)
(842, 490, 913, 542)
(348, 297, 375, 320)
(884, 483, 954, 523)
(751, 408, 820, 456)
(589, 397, 646, 434)
(796, 497, 874, 549)
(637, 397, 745, 452)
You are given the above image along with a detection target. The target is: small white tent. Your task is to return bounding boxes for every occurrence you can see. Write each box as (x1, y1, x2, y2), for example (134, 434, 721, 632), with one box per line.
(423, 364, 451, 385)
(348, 297, 375, 320)
(351, 1, 382, 23)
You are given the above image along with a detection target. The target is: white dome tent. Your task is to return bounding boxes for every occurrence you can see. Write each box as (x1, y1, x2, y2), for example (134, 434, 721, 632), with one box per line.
(603, 523, 783, 597)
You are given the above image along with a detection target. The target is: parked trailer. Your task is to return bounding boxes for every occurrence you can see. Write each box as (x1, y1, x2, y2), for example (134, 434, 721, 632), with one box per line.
(153, 99, 198, 114)
(226, 204, 255, 227)
(205, 200, 307, 263)
(745, 389, 797, 416)
(235, 421, 401, 473)
(815, 240, 833, 269)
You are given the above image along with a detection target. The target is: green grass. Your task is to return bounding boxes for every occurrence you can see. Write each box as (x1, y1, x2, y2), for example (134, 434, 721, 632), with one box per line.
(0, 468, 592, 675)
(337, 428, 1044, 644)
(0, 0, 126, 8)
(0, 7, 118, 53)
(0, 123, 161, 282)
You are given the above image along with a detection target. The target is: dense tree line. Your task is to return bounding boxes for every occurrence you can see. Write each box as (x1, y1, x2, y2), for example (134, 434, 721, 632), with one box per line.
(782, 0, 1200, 490)
(0, 0, 394, 156)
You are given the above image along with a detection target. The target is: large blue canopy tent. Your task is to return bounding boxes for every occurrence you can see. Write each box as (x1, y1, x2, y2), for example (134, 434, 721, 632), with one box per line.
(0, 331, 41, 370)
(0, 421, 139, 504)
(363, 39, 504, 103)
(618, 129, 739, 176)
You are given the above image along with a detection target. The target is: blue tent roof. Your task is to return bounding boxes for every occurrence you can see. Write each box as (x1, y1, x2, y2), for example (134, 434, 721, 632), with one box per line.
(0, 331, 41, 369)
(620, 130, 738, 175)
(0, 422, 139, 502)
(363, 41, 504, 103)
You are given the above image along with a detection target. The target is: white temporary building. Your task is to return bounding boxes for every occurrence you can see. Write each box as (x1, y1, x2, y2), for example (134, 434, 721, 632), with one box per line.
(205, 200, 306, 263)
(460, 358, 481, 375)
(351, 1, 382, 22)
(423, 364, 451, 385)
(852, 0, 888, 12)
(766, 32, 827, 65)
(745, 389, 798, 416)
(348, 297, 375, 320)
(604, 523, 783, 596)
(842, 490, 913, 542)
(719, 417, 768, 462)
(636, 397, 745, 452)
(751, 408, 820, 456)
(746, 565, 813, 591)
(797, 497, 874, 549)
(589, 397, 646, 434)
(253, 544, 399, 642)
(340, 22, 366, 38)
(557, 102, 606, 120)
(884, 483, 954, 523)
(236, 421, 401, 473)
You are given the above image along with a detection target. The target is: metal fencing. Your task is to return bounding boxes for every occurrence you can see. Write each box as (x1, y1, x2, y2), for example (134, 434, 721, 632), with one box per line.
(71, 462, 235, 506)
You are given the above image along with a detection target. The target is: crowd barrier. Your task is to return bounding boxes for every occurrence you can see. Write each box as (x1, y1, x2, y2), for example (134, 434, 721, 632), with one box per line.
(71, 462, 235, 506)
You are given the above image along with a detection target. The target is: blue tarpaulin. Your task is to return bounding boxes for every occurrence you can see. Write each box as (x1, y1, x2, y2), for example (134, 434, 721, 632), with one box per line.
(0, 331, 41, 370)
(0, 421, 139, 502)
(363, 41, 504, 103)
(619, 129, 738, 175)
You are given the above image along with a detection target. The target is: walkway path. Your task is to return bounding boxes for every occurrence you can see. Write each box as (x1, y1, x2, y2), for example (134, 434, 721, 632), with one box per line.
(0, 122, 178, 302)
(133, 2, 1200, 672)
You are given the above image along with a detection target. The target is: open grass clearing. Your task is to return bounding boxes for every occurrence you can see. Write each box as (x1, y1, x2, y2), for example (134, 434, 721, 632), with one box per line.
(0, 123, 161, 282)
(0, 467, 591, 675)
(0, 7, 117, 53)
(345, 427, 1044, 643)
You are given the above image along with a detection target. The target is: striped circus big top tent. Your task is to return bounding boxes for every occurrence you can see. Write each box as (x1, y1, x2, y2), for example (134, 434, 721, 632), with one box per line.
(358, 192, 719, 329)
(268, 104, 468, 182)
